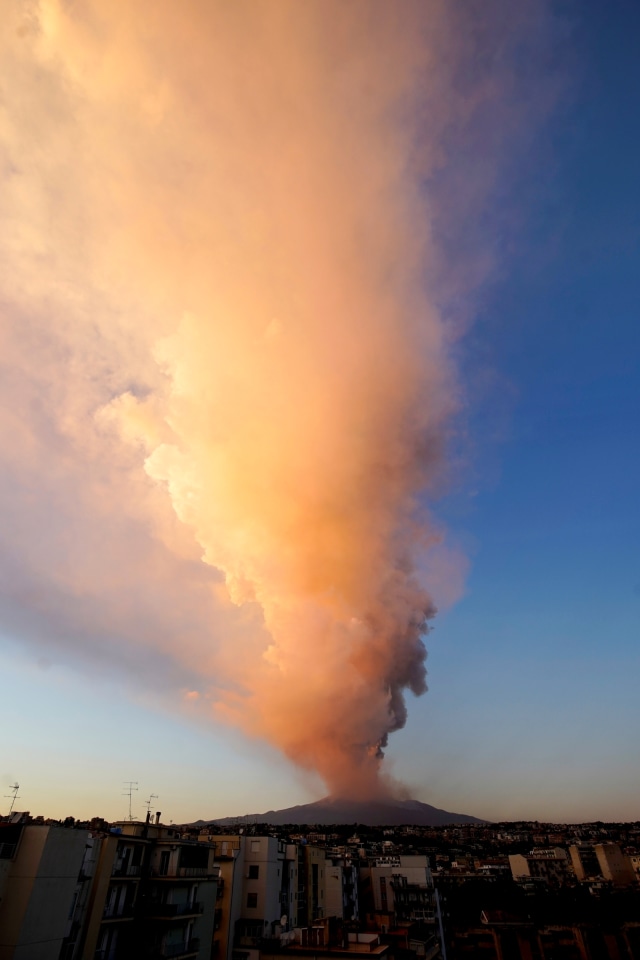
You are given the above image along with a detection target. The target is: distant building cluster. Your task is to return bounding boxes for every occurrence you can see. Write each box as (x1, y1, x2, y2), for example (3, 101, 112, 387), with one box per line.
(1, 811, 640, 959)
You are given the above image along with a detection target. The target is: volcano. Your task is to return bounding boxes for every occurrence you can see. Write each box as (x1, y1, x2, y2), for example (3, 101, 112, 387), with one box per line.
(195, 795, 485, 827)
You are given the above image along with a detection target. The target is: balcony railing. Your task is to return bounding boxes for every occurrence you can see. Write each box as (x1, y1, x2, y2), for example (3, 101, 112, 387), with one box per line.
(151, 866, 211, 879)
(144, 901, 203, 918)
(112, 864, 141, 878)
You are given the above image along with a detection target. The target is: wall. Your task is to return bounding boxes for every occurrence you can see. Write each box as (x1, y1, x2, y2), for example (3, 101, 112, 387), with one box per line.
(0, 826, 87, 960)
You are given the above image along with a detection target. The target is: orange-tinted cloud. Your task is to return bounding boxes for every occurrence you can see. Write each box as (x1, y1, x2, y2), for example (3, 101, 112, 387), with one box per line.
(0, 0, 557, 797)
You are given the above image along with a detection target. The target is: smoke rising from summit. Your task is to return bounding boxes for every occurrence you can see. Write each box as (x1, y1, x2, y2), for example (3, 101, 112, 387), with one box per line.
(0, 0, 557, 797)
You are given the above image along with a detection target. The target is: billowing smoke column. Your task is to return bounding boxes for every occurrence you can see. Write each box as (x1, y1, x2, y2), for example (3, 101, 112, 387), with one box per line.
(0, 0, 552, 797)
(136, 307, 444, 797)
(105, 0, 456, 798)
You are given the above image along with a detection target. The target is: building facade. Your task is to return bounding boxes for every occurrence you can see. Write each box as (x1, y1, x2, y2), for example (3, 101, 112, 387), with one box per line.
(0, 818, 88, 960)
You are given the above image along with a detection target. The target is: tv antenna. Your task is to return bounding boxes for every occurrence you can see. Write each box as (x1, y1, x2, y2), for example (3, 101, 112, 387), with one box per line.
(144, 794, 159, 816)
(122, 781, 139, 821)
(4, 782, 20, 815)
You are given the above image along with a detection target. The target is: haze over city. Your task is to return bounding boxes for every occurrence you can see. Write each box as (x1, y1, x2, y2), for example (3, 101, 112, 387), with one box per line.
(1, 1, 638, 827)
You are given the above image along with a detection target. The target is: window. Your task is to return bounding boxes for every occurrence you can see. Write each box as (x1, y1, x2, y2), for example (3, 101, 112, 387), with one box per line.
(179, 845, 209, 869)
(247, 892, 258, 909)
(248, 864, 259, 879)
(251, 840, 260, 853)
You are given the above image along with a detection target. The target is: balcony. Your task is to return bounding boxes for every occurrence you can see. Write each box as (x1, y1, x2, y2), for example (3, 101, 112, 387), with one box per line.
(102, 903, 135, 921)
(112, 864, 141, 878)
(143, 901, 203, 919)
(213, 840, 241, 859)
(151, 866, 211, 879)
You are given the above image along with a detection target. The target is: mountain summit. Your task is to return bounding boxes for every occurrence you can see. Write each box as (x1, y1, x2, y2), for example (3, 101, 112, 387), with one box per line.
(197, 795, 485, 827)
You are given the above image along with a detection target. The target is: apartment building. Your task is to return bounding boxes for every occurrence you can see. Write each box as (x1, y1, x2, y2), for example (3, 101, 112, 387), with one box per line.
(0, 815, 219, 960)
(324, 858, 358, 922)
(0, 816, 88, 960)
(569, 842, 635, 885)
(195, 835, 361, 960)
(508, 848, 570, 886)
(76, 823, 149, 959)
(297, 844, 325, 927)
(202, 835, 298, 960)
(197, 835, 243, 960)
(361, 856, 437, 930)
(142, 827, 218, 960)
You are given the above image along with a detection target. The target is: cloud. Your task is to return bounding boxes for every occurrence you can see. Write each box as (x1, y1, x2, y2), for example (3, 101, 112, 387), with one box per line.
(0, 0, 559, 796)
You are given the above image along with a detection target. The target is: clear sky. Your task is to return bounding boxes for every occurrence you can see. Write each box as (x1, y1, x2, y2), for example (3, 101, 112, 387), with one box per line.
(1, 1, 638, 824)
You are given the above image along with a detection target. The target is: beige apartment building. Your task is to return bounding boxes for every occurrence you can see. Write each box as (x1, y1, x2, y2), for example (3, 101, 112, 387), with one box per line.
(0, 817, 88, 960)
(0, 817, 373, 960)
(0, 815, 219, 960)
(196, 836, 243, 960)
(569, 842, 635, 885)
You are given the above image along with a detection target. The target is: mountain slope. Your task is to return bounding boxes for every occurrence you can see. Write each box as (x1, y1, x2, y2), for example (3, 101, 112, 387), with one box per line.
(196, 795, 485, 827)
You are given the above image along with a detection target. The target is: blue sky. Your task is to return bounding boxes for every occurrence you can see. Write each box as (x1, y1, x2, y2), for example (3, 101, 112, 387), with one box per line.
(413, 0, 640, 821)
(1, 2, 638, 824)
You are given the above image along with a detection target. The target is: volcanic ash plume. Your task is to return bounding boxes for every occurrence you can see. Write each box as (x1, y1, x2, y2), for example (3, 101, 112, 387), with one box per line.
(0, 0, 550, 796)
(115, 1, 456, 798)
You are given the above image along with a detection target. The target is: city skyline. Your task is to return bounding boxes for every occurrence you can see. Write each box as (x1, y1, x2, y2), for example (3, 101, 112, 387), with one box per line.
(1, 1, 639, 825)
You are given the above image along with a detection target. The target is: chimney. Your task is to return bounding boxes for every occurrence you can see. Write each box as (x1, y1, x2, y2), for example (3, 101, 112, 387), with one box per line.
(155, 811, 161, 824)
